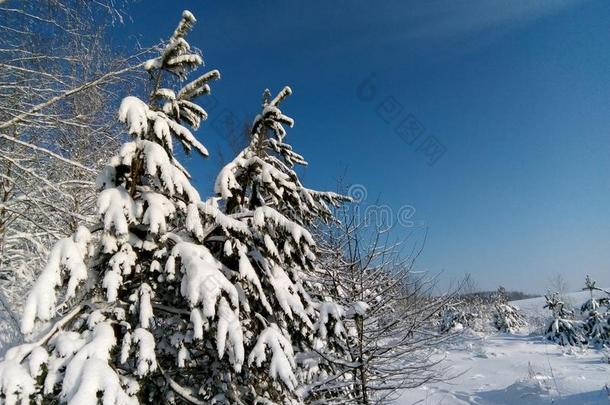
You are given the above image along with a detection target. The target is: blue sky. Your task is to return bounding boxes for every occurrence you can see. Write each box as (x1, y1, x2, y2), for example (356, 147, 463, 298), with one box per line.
(119, 0, 610, 293)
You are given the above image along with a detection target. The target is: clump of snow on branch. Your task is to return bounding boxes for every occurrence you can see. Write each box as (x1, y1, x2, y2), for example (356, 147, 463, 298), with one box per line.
(131, 328, 157, 377)
(248, 324, 298, 390)
(60, 323, 136, 404)
(166, 242, 239, 317)
(21, 226, 91, 334)
(104, 243, 137, 302)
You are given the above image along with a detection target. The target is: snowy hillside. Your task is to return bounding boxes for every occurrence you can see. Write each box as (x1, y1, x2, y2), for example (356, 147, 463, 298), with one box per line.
(513, 290, 610, 321)
(397, 290, 610, 405)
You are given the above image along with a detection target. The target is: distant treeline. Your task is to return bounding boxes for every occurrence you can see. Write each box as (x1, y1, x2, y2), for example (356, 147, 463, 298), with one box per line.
(460, 290, 540, 303)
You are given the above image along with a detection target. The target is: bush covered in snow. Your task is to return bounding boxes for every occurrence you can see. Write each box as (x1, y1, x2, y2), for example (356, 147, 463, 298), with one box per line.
(439, 304, 471, 333)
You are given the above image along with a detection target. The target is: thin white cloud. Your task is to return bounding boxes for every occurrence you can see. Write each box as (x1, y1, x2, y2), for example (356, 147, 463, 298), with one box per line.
(405, 0, 588, 40)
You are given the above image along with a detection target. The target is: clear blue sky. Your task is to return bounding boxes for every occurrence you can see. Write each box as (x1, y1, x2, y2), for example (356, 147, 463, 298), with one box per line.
(118, 0, 610, 293)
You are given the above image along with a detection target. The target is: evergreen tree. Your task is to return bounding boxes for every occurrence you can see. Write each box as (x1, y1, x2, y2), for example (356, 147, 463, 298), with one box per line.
(0, 10, 346, 404)
(580, 276, 610, 347)
(492, 286, 526, 333)
(544, 292, 585, 346)
(580, 274, 609, 314)
(0, 10, 223, 404)
(583, 310, 610, 347)
(210, 85, 346, 402)
(492, 304, 525, 333)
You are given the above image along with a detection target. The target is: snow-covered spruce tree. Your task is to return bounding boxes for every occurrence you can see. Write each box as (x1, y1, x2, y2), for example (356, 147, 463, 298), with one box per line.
(209, 87, 346, 402)
(543, 292, 585, 346)
(492, 303, 525, 333)
(457, 276, 490, 332)
(583, 310, 610, 347)
(492, 286, 525, 333)
(0, 11, 224, 403)
(580, 276, 610, 347)
(580, 275, 609, 314)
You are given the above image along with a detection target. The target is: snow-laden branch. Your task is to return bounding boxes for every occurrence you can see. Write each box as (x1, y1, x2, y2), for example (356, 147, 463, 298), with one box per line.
(4, 303, 84, 364)
(0, 61, 145, 131)
(0, 134, 95, 173)
(160, 365, 206, 405)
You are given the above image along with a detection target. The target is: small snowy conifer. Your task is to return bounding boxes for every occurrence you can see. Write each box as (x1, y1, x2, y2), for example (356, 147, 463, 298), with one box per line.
(544, 292, 585, 346)
(492, 286, 525, 333)
(580, 276, 610, 347)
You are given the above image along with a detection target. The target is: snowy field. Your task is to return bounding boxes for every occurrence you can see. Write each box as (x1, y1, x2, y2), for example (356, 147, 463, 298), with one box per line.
(2, 290, 610, 404)
(398, 291, 610, 405)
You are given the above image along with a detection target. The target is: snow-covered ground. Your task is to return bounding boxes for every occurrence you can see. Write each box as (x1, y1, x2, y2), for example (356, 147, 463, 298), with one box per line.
(398, 291, 610, 405)
(3, 290, 609, 404)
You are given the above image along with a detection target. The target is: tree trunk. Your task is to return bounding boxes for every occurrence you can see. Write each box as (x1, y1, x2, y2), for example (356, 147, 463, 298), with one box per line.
(357, 314, 369, 405)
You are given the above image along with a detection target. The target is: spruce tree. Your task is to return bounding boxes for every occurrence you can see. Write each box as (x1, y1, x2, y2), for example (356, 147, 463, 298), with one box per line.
(210, 86, 346, 402)
(544, 292, 585, 346)
(580, 276, 610, 347)
(580, 275, 609, 314)
(492, 286, 525, 333)
(0, 10, 225, 404)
